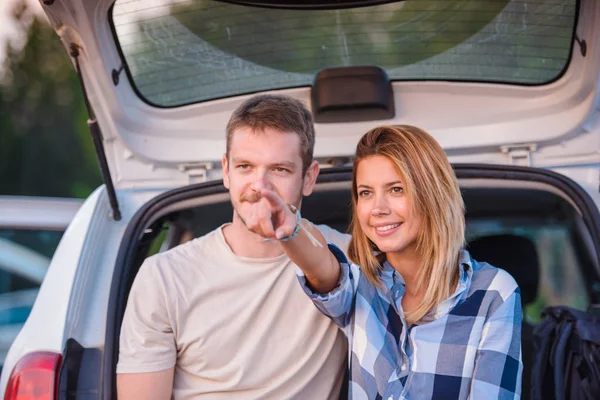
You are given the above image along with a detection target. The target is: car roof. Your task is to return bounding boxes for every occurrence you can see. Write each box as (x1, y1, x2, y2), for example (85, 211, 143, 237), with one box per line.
(0, 196, 84, 230)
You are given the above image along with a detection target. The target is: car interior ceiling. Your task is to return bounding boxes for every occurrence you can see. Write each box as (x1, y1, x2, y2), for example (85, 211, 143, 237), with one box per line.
(123, 177, 600, 399)
(142, 178, 599, 294)
(156, 181, 587, 243)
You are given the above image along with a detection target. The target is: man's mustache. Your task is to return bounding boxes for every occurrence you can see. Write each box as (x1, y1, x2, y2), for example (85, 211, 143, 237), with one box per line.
(240, 192, 262, 203)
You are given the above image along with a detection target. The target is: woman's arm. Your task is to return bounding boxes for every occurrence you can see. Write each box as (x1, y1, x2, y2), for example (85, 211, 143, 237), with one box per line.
(248, 188, 342, 293)
(469, 286, 523, 399)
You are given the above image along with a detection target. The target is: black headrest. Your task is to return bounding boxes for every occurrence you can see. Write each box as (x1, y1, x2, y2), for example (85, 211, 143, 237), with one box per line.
(468, 234, 540, 305)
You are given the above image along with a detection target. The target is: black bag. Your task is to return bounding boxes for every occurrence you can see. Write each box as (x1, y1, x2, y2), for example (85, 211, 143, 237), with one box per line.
(531, 306, 600, 400)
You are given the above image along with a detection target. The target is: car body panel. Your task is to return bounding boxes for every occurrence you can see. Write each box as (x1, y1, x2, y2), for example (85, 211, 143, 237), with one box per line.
(0, 196, 83, 230)
(39, 0, 600, 189)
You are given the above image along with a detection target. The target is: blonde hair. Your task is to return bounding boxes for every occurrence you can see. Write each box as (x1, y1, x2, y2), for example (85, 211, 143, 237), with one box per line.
(347, 125, 465, 324)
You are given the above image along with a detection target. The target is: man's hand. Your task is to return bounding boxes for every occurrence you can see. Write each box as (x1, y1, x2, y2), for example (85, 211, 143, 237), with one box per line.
(247, 189, 297, 240)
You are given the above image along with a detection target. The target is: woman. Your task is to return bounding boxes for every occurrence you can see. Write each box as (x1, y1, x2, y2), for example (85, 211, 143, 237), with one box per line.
(248, 125, 522, 399)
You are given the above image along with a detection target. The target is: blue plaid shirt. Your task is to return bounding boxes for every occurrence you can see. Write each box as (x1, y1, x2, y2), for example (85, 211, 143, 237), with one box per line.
(297, 246, 523, 400)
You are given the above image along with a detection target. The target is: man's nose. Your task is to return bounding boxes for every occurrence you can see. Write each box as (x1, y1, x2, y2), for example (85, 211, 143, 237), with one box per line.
(250, 169, 271, 191)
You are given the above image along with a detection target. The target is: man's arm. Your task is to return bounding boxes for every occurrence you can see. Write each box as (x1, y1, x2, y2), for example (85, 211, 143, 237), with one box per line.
(117, 369, 174, 400)
(117, 261, 178, 395)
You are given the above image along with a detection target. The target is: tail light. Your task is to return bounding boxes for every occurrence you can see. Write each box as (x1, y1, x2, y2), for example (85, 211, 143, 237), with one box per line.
(4, 352, 62, 400)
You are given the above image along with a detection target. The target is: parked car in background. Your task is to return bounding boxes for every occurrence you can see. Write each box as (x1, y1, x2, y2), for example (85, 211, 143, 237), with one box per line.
(0, 196, 82, 370)
(1, 0, 600, 399)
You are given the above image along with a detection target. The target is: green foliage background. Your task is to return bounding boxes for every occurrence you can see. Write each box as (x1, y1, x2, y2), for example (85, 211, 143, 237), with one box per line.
(174, 0, 509, 73)
(0, 0, 101, 198)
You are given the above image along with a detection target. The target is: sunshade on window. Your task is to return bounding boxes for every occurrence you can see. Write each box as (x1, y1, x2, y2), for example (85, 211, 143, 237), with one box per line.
(111, 0, 578, 107)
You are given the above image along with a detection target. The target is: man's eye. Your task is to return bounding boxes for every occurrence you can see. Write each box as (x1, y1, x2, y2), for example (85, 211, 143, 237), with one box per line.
(237, 164, 250, 170)
(275, 167, 289, 173)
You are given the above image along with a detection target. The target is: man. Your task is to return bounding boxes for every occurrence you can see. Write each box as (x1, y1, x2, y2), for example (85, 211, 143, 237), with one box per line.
(117, 94, 349, 399)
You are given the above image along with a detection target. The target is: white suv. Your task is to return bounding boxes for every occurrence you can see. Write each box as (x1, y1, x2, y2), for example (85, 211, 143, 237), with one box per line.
(2, 1, 600, 399)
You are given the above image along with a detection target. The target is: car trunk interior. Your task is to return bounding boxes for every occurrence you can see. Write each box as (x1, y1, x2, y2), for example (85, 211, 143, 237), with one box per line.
(102, 164, 600, 400)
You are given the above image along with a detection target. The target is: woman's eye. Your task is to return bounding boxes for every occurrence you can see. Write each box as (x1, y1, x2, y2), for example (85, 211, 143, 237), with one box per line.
(358, 190, 371, 197)
(391, 186, 404, 194)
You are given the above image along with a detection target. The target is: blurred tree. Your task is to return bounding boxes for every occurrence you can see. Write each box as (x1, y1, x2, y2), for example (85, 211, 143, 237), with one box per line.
(0, 0, 101, 198)
(174, 0, 509, 73)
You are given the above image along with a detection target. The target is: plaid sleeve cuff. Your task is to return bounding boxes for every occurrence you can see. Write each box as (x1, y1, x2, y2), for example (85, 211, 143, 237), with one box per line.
(296, 244, 356, 325)
(296, 243, 351, 300)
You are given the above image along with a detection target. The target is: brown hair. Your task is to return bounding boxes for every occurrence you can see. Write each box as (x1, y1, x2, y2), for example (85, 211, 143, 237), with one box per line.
(226, 94, 315, 173)
(348, 125, 465, 324)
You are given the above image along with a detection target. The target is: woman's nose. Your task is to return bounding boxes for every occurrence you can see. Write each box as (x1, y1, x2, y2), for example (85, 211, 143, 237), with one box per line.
(371, 195, 391, 216)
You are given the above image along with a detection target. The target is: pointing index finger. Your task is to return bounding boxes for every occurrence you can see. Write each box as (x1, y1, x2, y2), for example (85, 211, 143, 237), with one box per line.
(259, 188, 288, 211)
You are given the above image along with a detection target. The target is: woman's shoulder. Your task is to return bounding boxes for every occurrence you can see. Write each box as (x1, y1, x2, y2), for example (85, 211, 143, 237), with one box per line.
(467, 252, 520, 301)
(450, 252, 521, 319)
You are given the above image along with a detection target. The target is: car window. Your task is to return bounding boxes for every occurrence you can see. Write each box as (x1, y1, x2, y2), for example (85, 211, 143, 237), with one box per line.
(467, 221, 589, 325)
(111, 0, 578, 107)
(0, 229, 64, 368)
(0, 229, 63, 260)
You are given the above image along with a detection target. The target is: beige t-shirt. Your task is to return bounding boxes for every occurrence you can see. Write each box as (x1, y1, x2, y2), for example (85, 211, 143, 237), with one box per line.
(117, 224, 350, 400)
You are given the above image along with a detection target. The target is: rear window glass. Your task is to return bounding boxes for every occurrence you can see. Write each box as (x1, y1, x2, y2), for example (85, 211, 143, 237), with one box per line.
(111, 0, 578, 107)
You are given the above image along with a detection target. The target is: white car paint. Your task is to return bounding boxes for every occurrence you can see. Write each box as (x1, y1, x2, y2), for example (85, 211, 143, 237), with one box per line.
(0, 196, 84, 230)
(40, 0, 600, 189)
